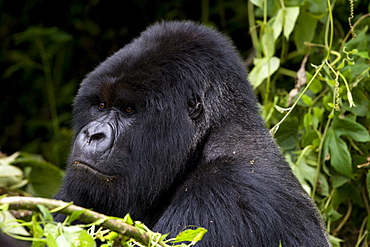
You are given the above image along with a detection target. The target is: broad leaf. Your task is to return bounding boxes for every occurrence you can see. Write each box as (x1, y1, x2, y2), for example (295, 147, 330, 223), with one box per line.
(332, 118, 370, 142)
(294, 11, 318, 50)
(283, 7, 300, 40)
(249, 56, 280, 89)
(261, 24, 275, 58)
(12, 152, 64, 198)
(274, 118, 299, 151)
(324, 128, 352, 177)
(272, 9, 283, 40)
(172, 227, 208, 244)
(0, 165, 23, 187)
(249, 0, 263, 8)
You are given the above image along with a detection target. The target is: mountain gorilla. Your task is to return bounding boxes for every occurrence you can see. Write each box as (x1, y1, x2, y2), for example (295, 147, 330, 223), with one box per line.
(54, 21, 330, 246)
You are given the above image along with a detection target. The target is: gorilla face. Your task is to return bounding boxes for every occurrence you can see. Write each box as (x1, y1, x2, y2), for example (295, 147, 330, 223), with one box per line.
(65, 65, 199, 223)
(58, 21, 251, 223)
(71, 75, 196, 181)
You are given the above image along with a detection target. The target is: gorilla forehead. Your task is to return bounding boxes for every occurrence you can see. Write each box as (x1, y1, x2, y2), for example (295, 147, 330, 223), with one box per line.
(85, 21, 240, 91)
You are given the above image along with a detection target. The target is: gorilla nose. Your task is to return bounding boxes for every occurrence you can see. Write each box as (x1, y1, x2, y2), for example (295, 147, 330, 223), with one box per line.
(76, 121, 115, 155)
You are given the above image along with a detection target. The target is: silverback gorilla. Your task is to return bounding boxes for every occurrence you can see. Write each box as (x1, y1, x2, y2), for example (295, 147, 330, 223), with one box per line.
(54, 21, 330, 246)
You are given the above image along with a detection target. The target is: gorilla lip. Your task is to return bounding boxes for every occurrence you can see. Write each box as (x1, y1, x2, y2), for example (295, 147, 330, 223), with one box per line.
(74, 160, 116, 178)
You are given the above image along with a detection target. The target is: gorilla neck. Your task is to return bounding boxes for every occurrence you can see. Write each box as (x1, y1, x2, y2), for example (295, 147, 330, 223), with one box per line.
(203, 119, 277, 162)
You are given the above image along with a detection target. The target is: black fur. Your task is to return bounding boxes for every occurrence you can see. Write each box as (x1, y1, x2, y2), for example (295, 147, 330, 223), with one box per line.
(55, 21, 330, 246)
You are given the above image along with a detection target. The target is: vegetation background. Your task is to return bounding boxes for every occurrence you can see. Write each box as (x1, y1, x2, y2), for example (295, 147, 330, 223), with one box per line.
(0, 0, 369, 246)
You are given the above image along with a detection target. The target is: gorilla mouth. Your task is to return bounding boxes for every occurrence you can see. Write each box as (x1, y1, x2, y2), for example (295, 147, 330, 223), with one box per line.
(74, 161, 116, 179)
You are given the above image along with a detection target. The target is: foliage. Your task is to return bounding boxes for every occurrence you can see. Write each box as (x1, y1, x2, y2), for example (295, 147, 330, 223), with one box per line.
(0, 196, 207, 247)
(248, 0, 370, 246)
(0, 152, 64, 198)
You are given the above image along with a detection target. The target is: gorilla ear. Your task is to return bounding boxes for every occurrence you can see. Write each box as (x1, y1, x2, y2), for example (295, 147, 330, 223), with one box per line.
(187, 96, 203, 120)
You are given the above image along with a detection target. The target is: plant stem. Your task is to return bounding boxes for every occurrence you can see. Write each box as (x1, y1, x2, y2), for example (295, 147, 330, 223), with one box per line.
(247, 1, 260, 57)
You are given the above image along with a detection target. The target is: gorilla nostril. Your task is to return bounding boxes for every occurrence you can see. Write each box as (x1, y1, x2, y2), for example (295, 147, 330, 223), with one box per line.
(87, 133, 106, 145)
(90, 133, 105, 141)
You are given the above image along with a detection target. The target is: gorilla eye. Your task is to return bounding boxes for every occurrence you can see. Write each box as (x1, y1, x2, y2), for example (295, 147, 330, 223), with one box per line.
(99, 102, 107, 110)
(124, 106, 135, 114)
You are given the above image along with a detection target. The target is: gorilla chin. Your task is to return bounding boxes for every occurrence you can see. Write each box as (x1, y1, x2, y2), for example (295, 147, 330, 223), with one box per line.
(54, 20, 331, 246)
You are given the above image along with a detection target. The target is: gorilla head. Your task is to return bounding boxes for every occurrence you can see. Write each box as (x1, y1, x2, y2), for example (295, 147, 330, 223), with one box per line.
(55, 21, 330, 246)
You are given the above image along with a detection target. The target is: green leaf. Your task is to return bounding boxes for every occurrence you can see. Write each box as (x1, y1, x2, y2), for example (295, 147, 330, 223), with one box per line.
(249, 0, 263, 8)
(31, 214, 45, 239)
(0, 154, 27, 189)
(122, 214, 134, 225)
(313, 107, 324, 128)
(329, 235, 344, 247)
(301, 94, 313, 106)
(104, 231, 118, 241)
(56, 232, 72, 247)
(332, 117, 370, 142)
(324, 128, 352, 177)
(344, 26, 369, 52)
(303, 113, 313, 130)
(331, 174, 350, 189)
(356, 51, 370, 59)
(37, 204, 54, 221)
(293, 10, 318, 50)
(11, 152, 64, 198)
(333, 184, 363, 207)
(302, 130, 319, 147)
(274, 118, 299, 151)
(283, 7, 300, 40)
(0, 211, 31, 236)
(316, 171, 329, 196)
(68, 210, 87, 224)
(286, 153, 312, 194)
(0, 165, 23, 188)
(332, 187, 348, 208)
(307, 72, 322, 93)
(343, 87, 369, 117)
(54, 226, 96, 247)
(172, 227, 208, 244)
(45, 232, 58, 247)
(0, 152, 21, 166)
(326, 206, 343, 222)
(347, 184, 364, 206)
(70, 229, 96, 247)
(272, 9, 283, 40)
(307, 0, 327, 14)
(261, 24, 275, 58)
(44, 222, 58, 236)
(249, 56, 280, 89)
